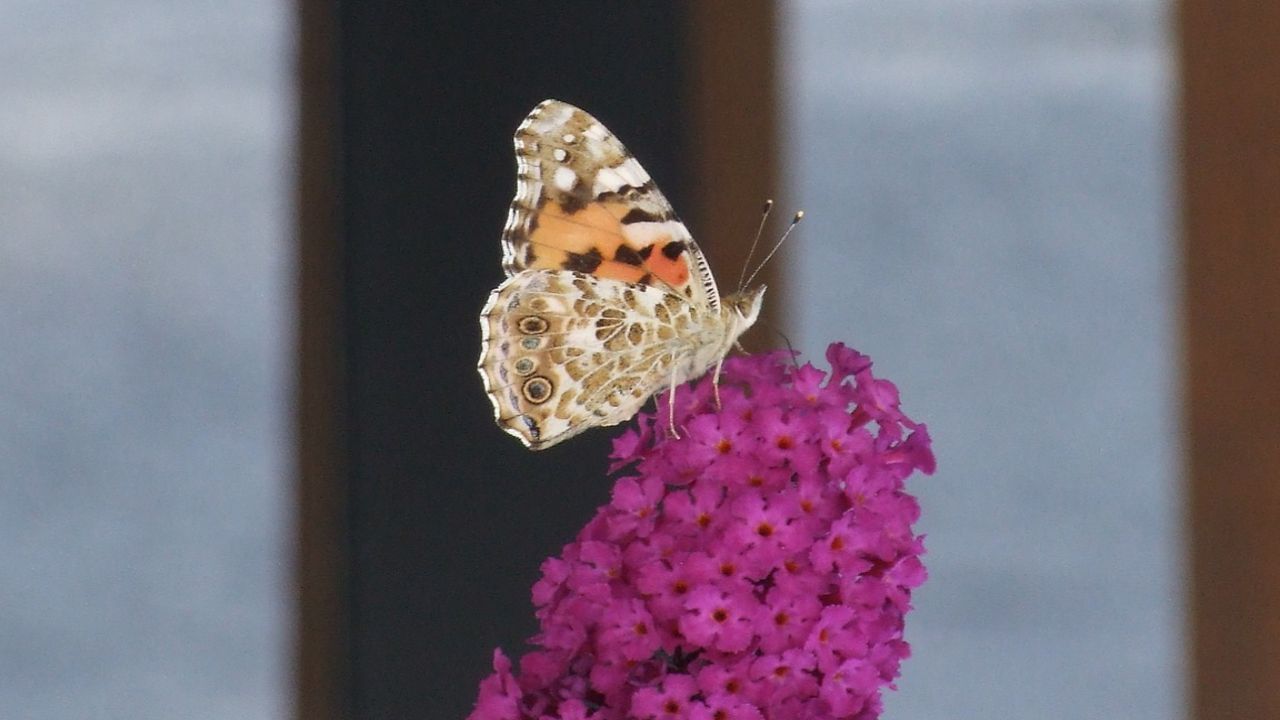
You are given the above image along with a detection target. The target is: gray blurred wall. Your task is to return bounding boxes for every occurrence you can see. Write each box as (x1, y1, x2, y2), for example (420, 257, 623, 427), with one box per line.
(1, 3, 291, 718)
(783, 1, 1180, 717)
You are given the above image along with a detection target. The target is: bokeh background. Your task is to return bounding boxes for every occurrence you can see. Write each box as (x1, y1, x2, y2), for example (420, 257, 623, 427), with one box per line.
(2, 1, 1182, 718)
(784, 2, 1178, 718)
(1, 3, 292, 718)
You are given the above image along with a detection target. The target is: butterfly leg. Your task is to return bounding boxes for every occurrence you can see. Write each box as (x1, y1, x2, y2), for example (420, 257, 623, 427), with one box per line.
(712, 356, 724, 410)
(666, 367, 681, 439)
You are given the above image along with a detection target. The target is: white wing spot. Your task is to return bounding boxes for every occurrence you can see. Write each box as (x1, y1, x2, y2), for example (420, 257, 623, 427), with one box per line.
(562, 133, 577, 144)
(593, 167, 626, 195)
(532, 104, 575, 133)
(553, 166, 577, 193)
(621, 219, 686, 245)
(552, 148, 568, 162)
(615, 157, 650, 186)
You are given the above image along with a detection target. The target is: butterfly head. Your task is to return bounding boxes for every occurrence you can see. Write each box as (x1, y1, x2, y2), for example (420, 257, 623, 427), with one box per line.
(726, 284, 766, 332)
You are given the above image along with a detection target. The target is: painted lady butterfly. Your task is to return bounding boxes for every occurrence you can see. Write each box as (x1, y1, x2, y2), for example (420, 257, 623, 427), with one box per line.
(479, 99, 765, 450)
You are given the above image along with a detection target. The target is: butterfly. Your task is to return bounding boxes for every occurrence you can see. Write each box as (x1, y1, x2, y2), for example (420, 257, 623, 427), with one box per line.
(478, 99, 766, 450)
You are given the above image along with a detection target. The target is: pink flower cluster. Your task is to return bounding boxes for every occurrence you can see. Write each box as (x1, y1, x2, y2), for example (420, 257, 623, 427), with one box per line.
(469, 344, 935, 720)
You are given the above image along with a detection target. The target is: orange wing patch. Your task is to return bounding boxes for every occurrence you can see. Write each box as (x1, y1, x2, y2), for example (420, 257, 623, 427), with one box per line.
(642, 239, 690, 287)
(526, 201, 691, 289)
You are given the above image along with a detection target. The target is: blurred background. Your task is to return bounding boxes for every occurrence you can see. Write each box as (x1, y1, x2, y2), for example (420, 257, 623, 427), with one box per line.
(785, 2, 1178, 718)
(3, 1, 1275, 719)
(1, 2, 292, 719)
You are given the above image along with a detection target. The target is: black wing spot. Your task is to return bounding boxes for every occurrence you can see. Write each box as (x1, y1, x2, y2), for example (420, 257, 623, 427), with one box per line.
(559, 194, 587, 214)
(563, 248, 603, 273)
(521, 415, 540, 439)
(661, 241, 687, 260)
(614, 245, 644, 266)
(638, 245, 655, 260)
(620, 207, 664, 224)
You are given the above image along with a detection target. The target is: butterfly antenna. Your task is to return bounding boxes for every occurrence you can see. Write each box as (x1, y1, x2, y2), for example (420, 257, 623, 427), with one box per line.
(761, 319, 803, 372)
(742, 210, 804, 290)
(736, 199, 774, 292)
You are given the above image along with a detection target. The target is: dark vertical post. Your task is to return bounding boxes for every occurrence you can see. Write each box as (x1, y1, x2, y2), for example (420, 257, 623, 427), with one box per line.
(1181, 2, 1280, 717)
(334, 7, 680, 718)
(295, 2, 784, 717)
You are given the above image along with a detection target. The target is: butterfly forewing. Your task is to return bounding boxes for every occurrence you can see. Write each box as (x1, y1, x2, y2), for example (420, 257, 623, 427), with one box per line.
(501, 99, 720, 310)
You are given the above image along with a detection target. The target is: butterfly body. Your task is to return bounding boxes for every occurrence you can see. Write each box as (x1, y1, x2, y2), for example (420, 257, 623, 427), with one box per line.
(479, 100, 764, 450)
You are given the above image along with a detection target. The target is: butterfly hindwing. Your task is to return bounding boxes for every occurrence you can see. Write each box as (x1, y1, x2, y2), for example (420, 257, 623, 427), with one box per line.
(479, 270, 689, 450)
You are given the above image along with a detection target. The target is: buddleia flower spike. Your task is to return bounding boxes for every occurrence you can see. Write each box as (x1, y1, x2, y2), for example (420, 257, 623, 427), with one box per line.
(468, 343, 936, 720)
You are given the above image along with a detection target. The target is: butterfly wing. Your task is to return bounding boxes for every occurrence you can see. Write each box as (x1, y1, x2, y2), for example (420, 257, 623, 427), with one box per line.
(502, 99, 721, 312)
(479, 269, 702, 450)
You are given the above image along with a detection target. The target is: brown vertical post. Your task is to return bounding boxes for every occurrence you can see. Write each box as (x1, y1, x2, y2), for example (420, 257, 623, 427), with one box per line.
(1181, 2, 1280, 717)
(294, 1, 347, 718)
(686, 0, 787, 343)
